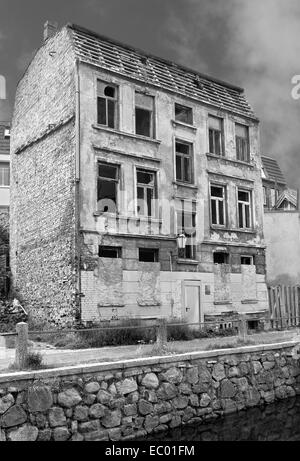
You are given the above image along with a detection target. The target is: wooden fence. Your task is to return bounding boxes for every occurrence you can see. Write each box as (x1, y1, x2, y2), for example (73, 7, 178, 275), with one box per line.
(268, 285, 300, 328)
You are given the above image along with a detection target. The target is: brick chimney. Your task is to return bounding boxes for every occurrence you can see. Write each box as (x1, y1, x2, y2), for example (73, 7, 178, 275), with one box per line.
(43, 21, 58, 42)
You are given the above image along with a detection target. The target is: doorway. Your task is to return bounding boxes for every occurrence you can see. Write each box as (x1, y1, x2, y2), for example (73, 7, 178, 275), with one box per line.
(182, 280, 202, 326)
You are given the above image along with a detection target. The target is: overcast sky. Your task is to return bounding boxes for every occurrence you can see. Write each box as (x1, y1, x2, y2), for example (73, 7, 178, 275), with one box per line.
(1, 0, 300, 188)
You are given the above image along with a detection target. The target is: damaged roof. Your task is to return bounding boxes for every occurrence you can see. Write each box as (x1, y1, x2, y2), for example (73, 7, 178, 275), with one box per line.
(68, 24, 257, 121)
(261, 155, 286, 185)
(0, 123, 10, 156)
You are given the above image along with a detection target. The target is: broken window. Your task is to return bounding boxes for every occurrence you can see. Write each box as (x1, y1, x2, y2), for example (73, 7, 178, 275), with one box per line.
(175, 103, 193, 125)
(135, 92, 154, 137)
(235, 123, 249, 162)
(99, 246, 122, 258)
(97, 81, 118, 129)
(97, 162, 119, 213)
(0, 162, 9, 186)
(136, 169, 156, 217)
(139, 248, 159, 262)
(238, 189, 252, 229)
(213, 252, 229, 264)
(210, 185, 226, 226)
(175, 140, 193, 183)
(241, 255, 254, 265)
(176, 200, 196, 259)
(209, 116, 223, 156)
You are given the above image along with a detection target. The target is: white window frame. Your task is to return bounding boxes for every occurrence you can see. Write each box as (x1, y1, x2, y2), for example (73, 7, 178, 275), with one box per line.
(174, 138, 194, 184)
(210, 183, 226, 227)
(96, 79, 119, 129)
(237, 188, 252, 229)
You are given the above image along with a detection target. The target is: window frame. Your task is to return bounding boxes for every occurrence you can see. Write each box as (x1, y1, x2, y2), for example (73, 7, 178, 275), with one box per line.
(213, 251, 229, 264)
(176, 199, 197, 260)
(175, 139, 194, 184)
(210, 183, 226, 227)
(0, 162, 10, 187)
(208, 115, 224, 156)
(134, 91, 155, 138)
(240, 255, 254, 265)
(136, 168, 157, 218)
(99, 246, 122, 258)
(235, 123, 250, 163)
(174, 103, 193, 125)
(97, 161, 120, 214)
(237, 188, 252, 229)
(138, 248, 159, 262)
(96, 80, 118, 129)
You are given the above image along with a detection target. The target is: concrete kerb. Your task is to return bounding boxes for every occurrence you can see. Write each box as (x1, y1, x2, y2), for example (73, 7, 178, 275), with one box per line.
(0, 340, 298, 385)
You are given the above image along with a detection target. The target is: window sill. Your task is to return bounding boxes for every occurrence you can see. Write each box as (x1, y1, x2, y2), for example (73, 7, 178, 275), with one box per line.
(92, 124, 162, 145)
(171, 119, 197, 131)
(213, 301, 233, 305)
(210, 226, 257, 234)
(173, 181, 198, 190)
(241, 299, 258, 304)
(206, 153, 254, 168)
(177, 258, 199, 265)
(93, 211, 162, 224)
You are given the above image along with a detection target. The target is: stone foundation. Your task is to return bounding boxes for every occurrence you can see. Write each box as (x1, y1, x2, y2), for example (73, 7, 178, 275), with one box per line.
(0, 341, 299, 441)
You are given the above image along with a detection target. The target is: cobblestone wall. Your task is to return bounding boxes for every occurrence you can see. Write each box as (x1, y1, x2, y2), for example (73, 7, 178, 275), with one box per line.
(0, 343, 299, 441)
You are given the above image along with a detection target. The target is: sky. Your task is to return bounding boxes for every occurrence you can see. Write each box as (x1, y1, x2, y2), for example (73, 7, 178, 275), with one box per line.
(0, 0, 300, 189)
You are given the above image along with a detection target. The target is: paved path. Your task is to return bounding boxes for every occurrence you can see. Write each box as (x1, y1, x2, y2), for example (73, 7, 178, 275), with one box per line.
(0, 329, 299, 372)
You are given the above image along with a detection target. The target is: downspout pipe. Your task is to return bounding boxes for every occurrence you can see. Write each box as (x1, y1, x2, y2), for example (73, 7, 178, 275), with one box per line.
(75, 58, 81, 323)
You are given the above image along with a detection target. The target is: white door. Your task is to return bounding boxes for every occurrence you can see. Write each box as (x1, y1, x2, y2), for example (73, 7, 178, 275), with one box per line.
(183, 281, 202, 326)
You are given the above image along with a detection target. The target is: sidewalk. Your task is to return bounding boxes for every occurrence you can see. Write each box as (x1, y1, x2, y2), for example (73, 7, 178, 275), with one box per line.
(0, 329, 299, 372)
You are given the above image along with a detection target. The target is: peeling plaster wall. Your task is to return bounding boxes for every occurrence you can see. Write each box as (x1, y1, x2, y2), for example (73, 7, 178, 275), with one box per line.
(78, 61, 267, 322)
(81, 270, 268, 323)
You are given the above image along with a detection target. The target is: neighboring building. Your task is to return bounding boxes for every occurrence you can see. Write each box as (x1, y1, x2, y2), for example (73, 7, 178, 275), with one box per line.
(0, 122, 10, 295)
(261, 155, 300, 285)
(10, 22, 268, 327)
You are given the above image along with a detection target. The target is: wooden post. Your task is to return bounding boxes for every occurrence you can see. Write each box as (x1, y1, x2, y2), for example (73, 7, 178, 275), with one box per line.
(238, 315, 248, 341)
(156, 318, 167, 348)
(15, 322, 28, 370)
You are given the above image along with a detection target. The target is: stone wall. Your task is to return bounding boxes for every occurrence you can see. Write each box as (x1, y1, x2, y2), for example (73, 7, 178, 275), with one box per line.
(0, 342, 299, 441)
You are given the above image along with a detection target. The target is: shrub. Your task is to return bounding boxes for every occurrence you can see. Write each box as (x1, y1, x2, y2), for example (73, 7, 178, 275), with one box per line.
(25, 351, 45, 370)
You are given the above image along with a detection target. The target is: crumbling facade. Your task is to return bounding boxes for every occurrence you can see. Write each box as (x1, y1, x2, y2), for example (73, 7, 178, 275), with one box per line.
(10, 23, 268, 327)
(0, 122, 10, 295)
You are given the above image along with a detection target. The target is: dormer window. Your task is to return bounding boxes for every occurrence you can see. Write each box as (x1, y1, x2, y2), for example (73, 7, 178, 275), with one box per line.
(97, 80, 118, 129)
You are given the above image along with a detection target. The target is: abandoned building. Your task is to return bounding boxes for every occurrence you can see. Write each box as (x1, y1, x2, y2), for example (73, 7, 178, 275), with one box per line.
(261, 155, 300, 285)
(261, 155, 298, 211)
(0, 121, 10, 295)
(10, 22, 269, 327)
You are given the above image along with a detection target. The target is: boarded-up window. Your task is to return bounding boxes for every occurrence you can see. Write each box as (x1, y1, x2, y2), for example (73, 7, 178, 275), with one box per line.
(97, 162, 119, 213)
(209, 116, 223, 156)
(235, 123, 249, 162)
(97, 81, 118, 129)
(135, 92, 154, 137)
(175, 140, 193, 183)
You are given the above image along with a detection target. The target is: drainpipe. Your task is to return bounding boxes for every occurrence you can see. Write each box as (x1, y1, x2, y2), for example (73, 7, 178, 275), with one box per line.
(74, 58, 81, 323)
